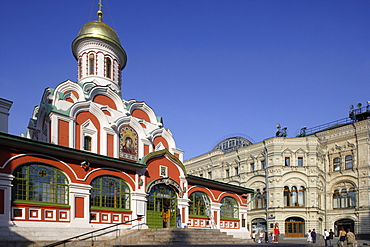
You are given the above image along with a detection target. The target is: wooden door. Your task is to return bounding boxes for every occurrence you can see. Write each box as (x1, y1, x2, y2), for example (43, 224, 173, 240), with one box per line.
(285, 221, 304, 238)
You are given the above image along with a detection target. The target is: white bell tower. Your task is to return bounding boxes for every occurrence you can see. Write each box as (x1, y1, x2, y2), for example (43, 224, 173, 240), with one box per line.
(71, 1, 127, 94)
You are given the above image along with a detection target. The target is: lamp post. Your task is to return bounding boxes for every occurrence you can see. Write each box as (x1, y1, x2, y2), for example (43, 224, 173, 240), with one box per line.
(263, 142, 269, 235)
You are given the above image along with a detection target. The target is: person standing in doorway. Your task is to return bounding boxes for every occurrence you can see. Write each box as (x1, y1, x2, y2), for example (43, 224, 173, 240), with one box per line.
(323, 229, 329, 246)
(307, 229, 312, 244)
(311, 229, 317, 244)
(339, 228, 346, 247)
(273, 223, 280, 243)
(258, 230, 265, 243)
(329, 229, 334, 246)
(251, 230, 256, 242)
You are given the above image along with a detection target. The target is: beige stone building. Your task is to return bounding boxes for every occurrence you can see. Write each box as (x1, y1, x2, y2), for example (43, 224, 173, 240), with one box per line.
(184, 108, 370, 239)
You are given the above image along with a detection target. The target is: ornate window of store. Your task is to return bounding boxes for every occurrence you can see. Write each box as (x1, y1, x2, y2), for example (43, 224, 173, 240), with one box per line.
(261, 159, 266, 169)
(189, 191, 209, 217)
(285, 157, 290, 166)
(333, 187, 356, 209)
(12, 163, 69, 205)
(225, 169, 230, 177)
(345, 155, 353, 170)
(284, 186, 305, 207)
(91, 176, 130, 210)
(333, 157, 341, 171)
(220, 196, 239, 219)
(253, 188, 267, 209)
(297, 157, 303, 166)
(250, 163, 255, 172)
(235, 167, 239, 175)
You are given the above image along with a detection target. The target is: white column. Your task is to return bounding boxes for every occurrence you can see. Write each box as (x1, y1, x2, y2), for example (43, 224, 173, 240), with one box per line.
(0, 174, 13, 226)
(211, 202, 221, 229)
(69, 183, 91, 227)
(131, 191, 148, 229)
(178, 198, 190, 228)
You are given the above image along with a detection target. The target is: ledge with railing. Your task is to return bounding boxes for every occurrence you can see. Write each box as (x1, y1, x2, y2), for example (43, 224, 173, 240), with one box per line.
(45, 217, 143, 247)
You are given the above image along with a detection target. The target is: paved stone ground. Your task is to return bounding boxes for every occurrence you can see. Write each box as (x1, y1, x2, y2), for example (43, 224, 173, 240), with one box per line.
(122, 237, 370, 247)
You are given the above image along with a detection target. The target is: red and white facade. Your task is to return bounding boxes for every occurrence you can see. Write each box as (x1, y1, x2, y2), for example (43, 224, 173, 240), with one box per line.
(0, 7, 253, 243)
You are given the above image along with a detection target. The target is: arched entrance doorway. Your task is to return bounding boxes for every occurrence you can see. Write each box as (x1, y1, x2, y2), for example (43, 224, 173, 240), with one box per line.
(251, 218, 267, 235)
(147, 183, 178, 228)
(285, 217, 305, 238)
(334, 219, 355, 236)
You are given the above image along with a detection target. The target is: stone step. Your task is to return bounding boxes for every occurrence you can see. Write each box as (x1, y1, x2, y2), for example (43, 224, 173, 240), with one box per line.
(94, 228, 249, 246)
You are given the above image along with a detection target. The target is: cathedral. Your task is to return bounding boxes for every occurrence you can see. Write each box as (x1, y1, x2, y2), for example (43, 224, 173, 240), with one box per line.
(0, 4, 252, 244)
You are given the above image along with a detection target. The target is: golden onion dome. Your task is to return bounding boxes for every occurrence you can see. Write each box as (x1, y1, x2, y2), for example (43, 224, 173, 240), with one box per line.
(72, 10, 127, 69)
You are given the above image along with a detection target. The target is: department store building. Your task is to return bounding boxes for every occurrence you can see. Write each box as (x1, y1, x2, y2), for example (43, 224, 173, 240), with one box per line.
(185, 110, 370, 239)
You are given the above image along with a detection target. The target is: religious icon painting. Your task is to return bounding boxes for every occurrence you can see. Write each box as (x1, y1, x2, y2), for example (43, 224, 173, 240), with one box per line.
(160, 166, 168, 177)
(119, 126, 138, 161)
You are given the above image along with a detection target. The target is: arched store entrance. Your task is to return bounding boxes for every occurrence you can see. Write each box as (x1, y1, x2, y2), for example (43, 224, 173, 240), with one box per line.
(146, 183, 178, 228)
(335, 219, 355, 236)
(285, 217, 305, 238)
(251, 218, 267, 234)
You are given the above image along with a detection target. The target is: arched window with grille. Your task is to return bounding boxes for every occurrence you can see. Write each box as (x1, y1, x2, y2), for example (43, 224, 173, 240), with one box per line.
(341, 189, 348, 208)
(333, 157, 341, 171)
(345, 155, 353, 170)
(12, 163, 69, 205)
(90, 176, 130, 210)
(333, 187, 356, 209)
(220, 196, 239, 219)
(348, 188, 356, 207)
(284, 186, 304, 207)
(333, 189, 340, 208)
(189, 191, 209, 217)
(291, 186, 298, 206)
(284, 186, 290, 206)
(255, 189, 262, 209)
(298, 186, 305, 206)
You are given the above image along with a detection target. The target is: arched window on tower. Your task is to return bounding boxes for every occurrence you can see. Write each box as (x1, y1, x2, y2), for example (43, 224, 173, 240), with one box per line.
(105, 57, 112, 79)
(78, 58, 82, 80)
(89, 53, 95, 75)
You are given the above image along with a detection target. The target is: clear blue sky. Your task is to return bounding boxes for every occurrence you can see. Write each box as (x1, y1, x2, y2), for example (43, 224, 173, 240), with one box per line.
(1, 0, 369, 159)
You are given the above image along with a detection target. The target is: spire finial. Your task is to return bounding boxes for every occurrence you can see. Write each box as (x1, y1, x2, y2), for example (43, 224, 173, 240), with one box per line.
(97, 0, 103, 22)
